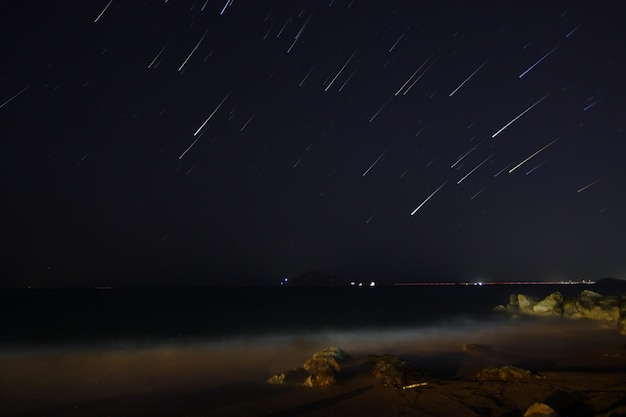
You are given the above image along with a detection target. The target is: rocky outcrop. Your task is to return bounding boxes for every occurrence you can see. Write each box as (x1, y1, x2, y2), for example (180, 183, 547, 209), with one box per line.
(302, 346, 348, 387)
(476, 365, 537, 382)
(524, 403, 560, 417)
(370, 354, 430, 389)
(267, 348, 431, 389)
(267, 346, 350, 387)
(462, 343, 490, 354)
(497, 290, 626, 334)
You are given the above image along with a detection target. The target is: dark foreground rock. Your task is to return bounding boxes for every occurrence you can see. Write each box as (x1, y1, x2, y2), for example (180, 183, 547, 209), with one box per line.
(476, 365, 537, 382)
(369, 354, 430, 389)
(267, 346, 350, 387)
(496, 290, 626, 334)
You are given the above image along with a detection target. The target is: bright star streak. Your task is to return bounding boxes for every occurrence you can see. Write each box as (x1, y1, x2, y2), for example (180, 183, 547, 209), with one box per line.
(457, 153, 495, 184)
(94, 0, 113, 23)
(494, 163, 512, 177)
(577, 178, 602, 193)
(389, 26, 410, 53)
(325, 48, 358, 92)
(451, 144, 480, 169)
(583, 98, 602, 111)
(449, 54, 493, 97)
(179, 30, 208, 72)
(519, 44, 560, 78)
(403, 57, 437, 95)
(194, 91, 231, 136)
(492, 93, 549, 138)
(0, 84, 30, 110)
(410, 181, 448, 216)
(240, 111, 256, 132)
(363, 148, 389, 176)
(508, 136, 560, 173)
(395, 53, 434, 96)
(287, 14, 312, 53)
(148, 42, 168, 69)
(179, 136, 201, 160)
(525, 160, 548, 175)
(566, 23, 584, 38)
(369, 96, 393, 123)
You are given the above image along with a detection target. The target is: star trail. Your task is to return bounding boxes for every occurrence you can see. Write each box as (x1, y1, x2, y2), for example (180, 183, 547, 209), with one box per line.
(1, 0, 625, 287)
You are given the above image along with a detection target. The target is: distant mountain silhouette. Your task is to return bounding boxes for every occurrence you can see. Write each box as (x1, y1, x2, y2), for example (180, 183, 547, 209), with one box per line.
(594, 277, 626, 285)
(283, 270, 345, 286)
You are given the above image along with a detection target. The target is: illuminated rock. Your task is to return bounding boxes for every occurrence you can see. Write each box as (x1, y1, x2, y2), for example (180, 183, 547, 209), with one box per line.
(517, 294, 540, 315)
(371, 354, 429, 388)
(524, 403, 560, 417)
(532, 292, 563, 317)
(267, 346, 349, 387)
(476, 365, 535, 382)
(503, 290, 626, 330)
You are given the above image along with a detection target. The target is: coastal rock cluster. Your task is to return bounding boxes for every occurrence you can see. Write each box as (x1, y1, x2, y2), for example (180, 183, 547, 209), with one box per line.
(267, 346, 350, 387)
(495, 290, 626, 334)
(267, 347, 432, 388)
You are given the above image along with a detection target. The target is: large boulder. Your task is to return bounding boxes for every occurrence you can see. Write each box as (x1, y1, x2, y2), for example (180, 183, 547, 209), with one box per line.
(563, 290, 620, 321)
(476, 366, 535, 382)
(371, 354, 429, 389)
(524, 403, 560, 417)
(532, 292, 563, 317)
(518, 294, 540, 315)
(501, 290, 626, 333)
(302, 346, 349, 387)
(268, 346, 350, 387)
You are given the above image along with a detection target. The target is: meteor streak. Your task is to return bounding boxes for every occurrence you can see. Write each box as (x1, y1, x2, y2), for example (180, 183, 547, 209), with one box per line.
(519, 44, 560, 78)
(325, 48, 358, 92)
(0, 84, 30, 110)
(577, 178, 602, 193)
(94, 0, 113, 23)
(449, 54, 493, 97)
(508, 136, 560, 173)
(411, 181, 448, 215)
(492, 94, 549, 138)
(363, 148, 389, 176)
(457, 153, 495, 184)
(395, 53, 434, 96)
(194, 91, 231, 136)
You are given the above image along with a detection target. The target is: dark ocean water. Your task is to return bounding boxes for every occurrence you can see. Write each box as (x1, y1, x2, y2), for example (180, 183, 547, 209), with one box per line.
(2, 284, 623, 348)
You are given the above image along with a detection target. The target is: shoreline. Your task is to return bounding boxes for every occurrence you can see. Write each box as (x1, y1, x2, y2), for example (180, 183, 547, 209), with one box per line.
(3, 319, 626, 416)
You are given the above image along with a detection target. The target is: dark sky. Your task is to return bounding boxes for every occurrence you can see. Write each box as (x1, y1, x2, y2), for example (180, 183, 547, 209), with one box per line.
(2, 1, 625, 287)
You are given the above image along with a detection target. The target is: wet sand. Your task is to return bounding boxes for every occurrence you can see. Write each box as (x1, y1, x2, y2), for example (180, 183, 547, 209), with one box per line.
(2, 319, 626, 416)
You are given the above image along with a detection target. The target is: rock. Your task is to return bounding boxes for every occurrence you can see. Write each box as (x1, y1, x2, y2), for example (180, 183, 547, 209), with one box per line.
(462, 343, 490, 354)
(267, 347, 349, 387)
(476, 366, 535, 382)
(518, 294, 540, 315)
(371, 354, 429, 389)
(303, 346, 348, 373)
(301, 346, 348, 387)
(303, 367, 336, 387)
(564, 291, 620, 321)
(524, 402, 560, 417)
(501, 290, 626, 333)
(266, 368, 309, 385)
(532, 292, 563, 317)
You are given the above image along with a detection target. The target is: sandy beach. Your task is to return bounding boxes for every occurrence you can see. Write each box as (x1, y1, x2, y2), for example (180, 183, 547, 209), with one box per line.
(2, 318, 626, 416)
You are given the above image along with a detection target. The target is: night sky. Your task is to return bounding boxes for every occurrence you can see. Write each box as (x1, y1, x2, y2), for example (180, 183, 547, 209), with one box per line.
(2, 1, 625, 287)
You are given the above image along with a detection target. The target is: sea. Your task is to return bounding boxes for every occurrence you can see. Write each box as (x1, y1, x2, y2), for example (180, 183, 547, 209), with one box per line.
(1, 283, 625, 415)
(1, 284, 625, 348)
